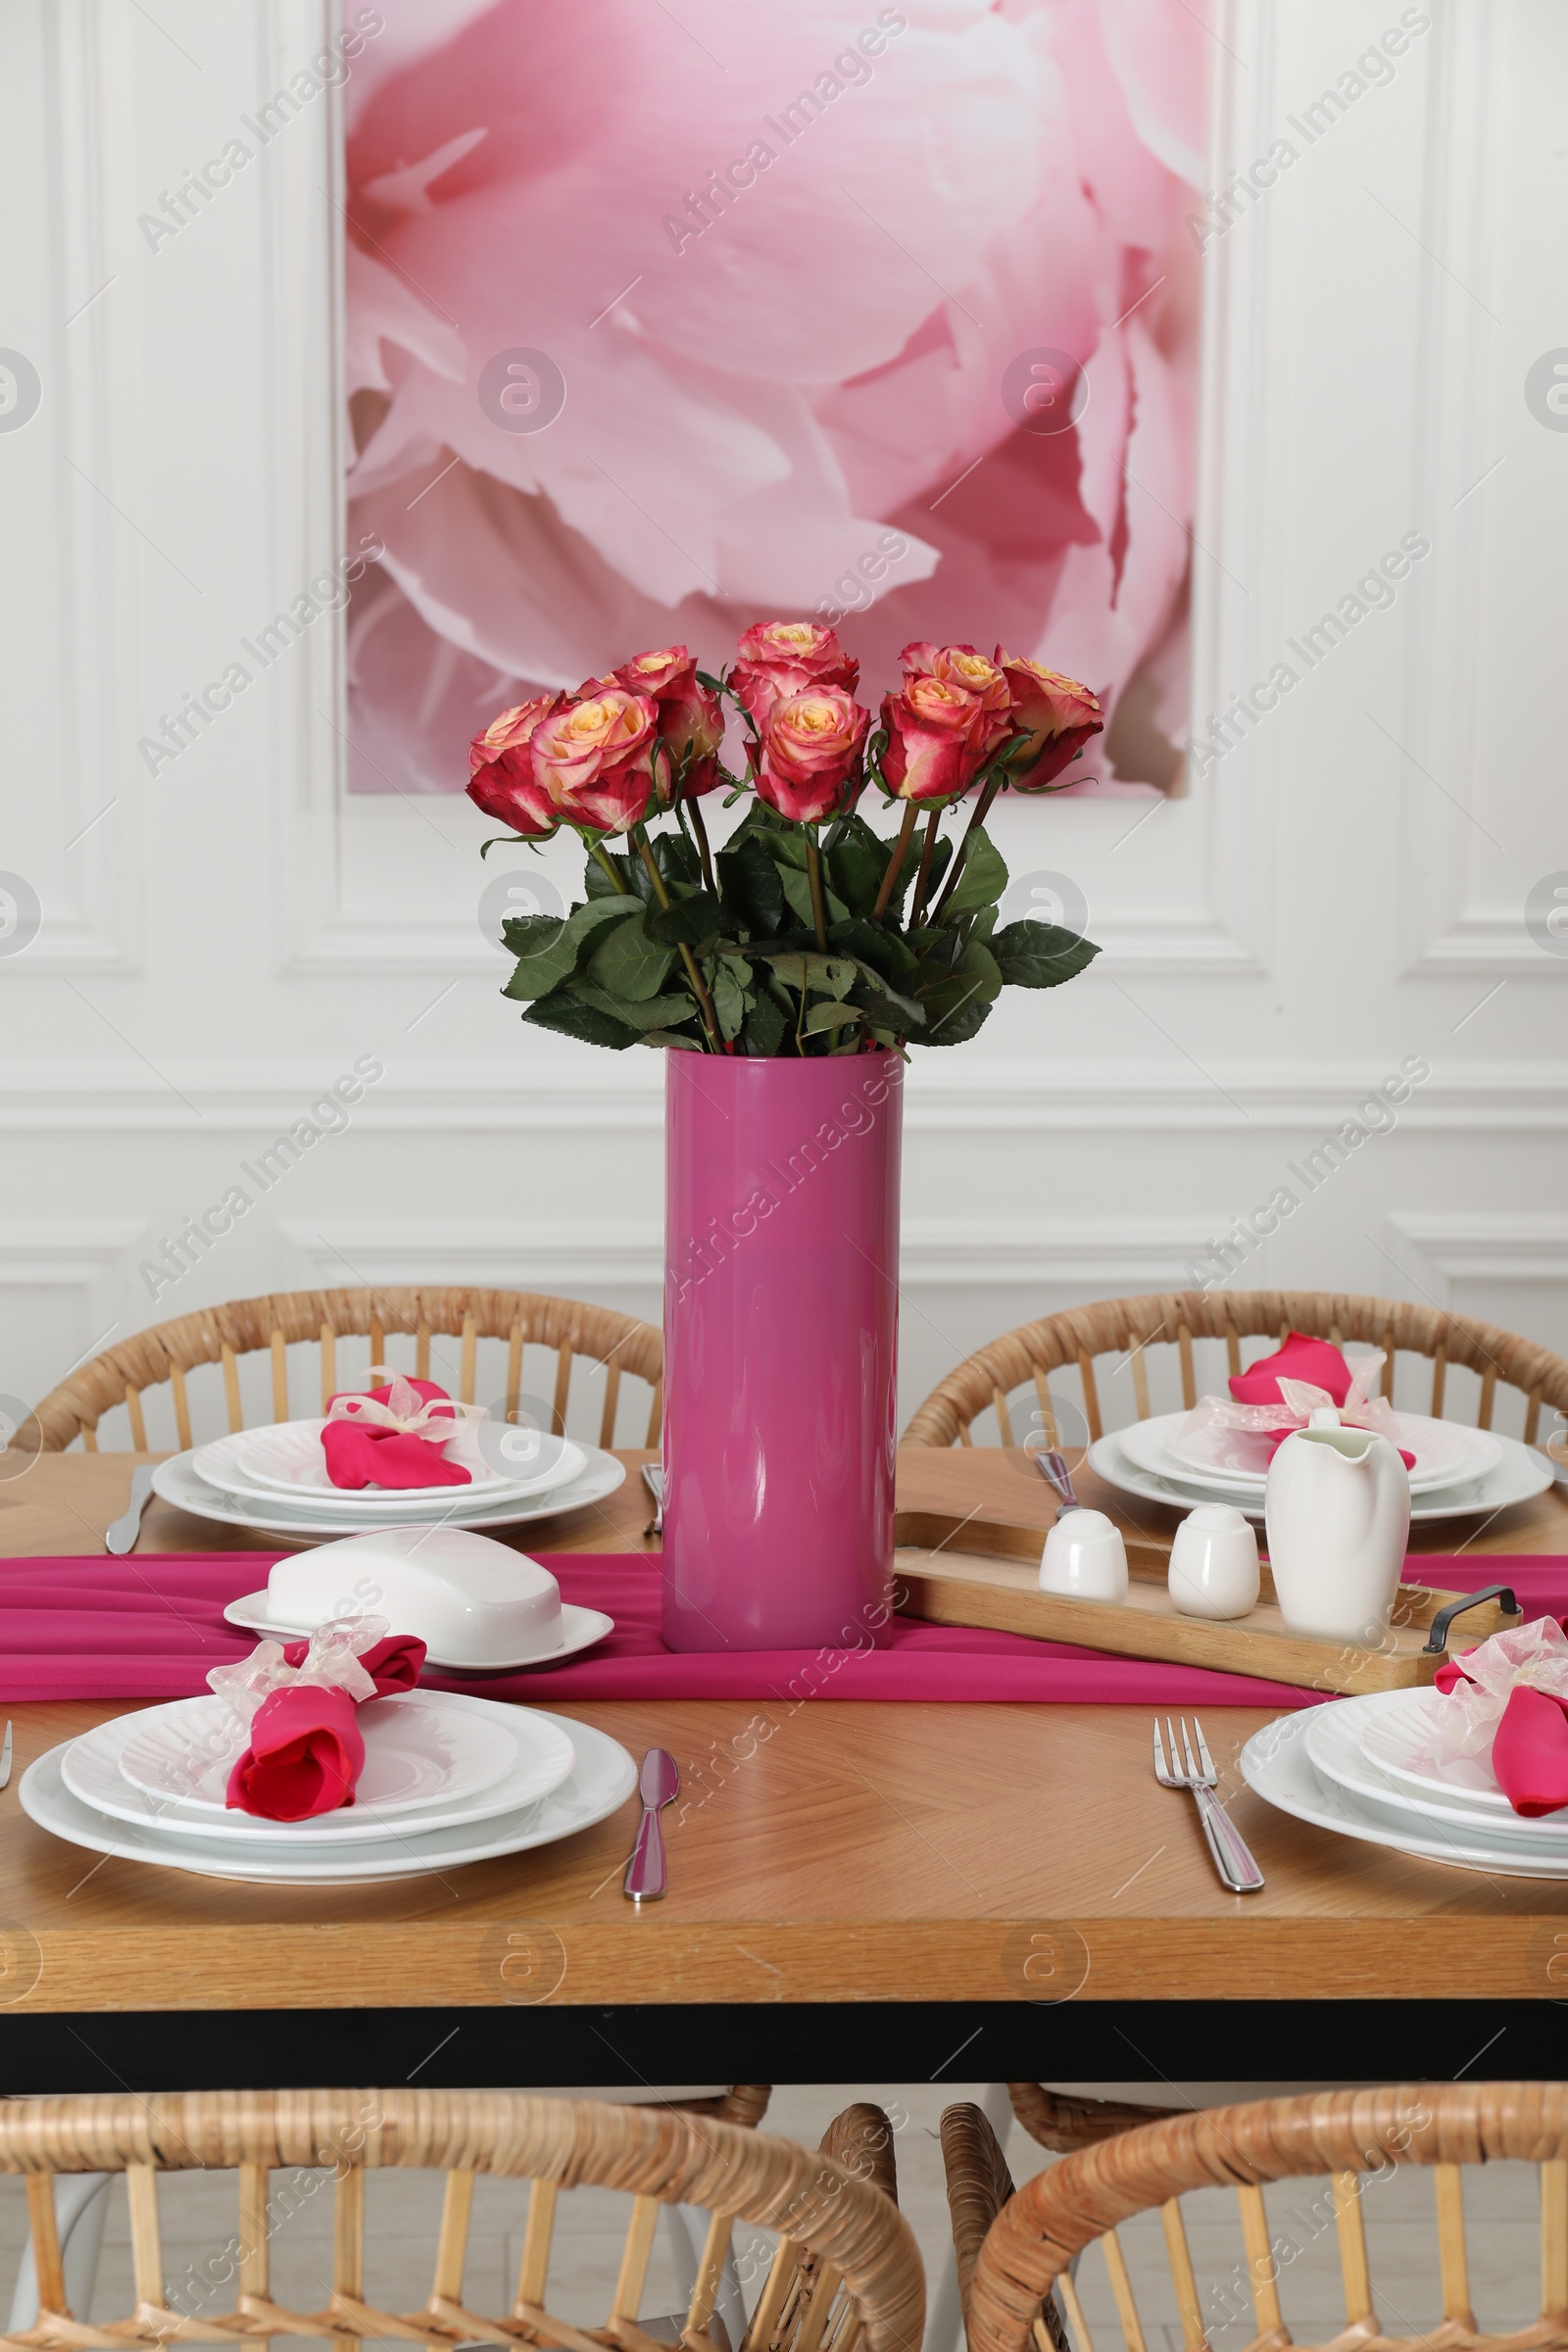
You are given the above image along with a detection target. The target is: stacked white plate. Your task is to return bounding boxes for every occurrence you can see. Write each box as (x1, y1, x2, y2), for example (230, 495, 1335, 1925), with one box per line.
(1089, 1409, 1553, 1527)
(151, 1417, 626, 1542)
(1241, 1687, 1568, 1880)
(20, 1689, 637, 1885)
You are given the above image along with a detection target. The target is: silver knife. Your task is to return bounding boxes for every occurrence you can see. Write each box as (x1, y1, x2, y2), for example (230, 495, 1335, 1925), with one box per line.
(105, 1463, 157, 1555)
(0, 1723, 12, 1791)
(623, 1748, 679, 1901)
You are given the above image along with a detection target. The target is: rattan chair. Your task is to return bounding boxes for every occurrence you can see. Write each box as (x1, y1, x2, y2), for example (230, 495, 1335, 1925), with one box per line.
(783, 2105, 902, 2352)
(903, 1289, 1568, 1451)
(965, 2082, 1568, 2352)
(940, 2103, 1069, 2352)
(22, 1287, 663, 1457)
(0, 2086, 922, 2352)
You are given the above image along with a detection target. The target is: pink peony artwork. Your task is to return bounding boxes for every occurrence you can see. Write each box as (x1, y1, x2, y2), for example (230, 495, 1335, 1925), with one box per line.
(342, 0, 1208, 799)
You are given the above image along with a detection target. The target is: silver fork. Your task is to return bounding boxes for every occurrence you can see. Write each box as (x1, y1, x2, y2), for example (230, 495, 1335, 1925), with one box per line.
(1152, 1715, 1265, 1892)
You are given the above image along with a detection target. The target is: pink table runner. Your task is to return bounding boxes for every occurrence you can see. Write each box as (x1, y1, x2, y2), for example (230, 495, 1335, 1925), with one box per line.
(0, 1551, 1557, 1708)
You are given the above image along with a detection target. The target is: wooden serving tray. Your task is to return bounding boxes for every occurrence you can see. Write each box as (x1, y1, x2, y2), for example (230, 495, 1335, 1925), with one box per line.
(891, 1509, 1522, 1695)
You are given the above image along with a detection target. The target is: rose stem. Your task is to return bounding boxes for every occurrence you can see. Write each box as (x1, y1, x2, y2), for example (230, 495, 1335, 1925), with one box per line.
(687, 796, 717, 899)
(805, 833, 830, 951)
(632, 828, 722, 1052)
(587, 841, 631, 894)
(929, 773, 1004, 925)
(871, 801, 918, 921)
(906, 807, 946, 929)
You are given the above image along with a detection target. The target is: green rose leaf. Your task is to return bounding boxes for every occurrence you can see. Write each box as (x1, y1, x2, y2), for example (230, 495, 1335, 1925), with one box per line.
(989, 921, 1102, 988)
(574, 982, 707, 1032)
(584, 910, 677, 1001)
(712, 953, 754, 1042)
(849, 975, 926, 1032)
(584, 851, 639, 900)
(501, 896, 639, 1001)
(715, 836, 788, 937)
(521, 990, 639, 1050)
(828, 916, 917, 985)
(739, 987, 788, 1056)
(645, 892, 725, 951)
(825, 822, 886, 916)
(806, 1000, 863, 1034)
(912, 938, 1004, 1047)
(653, 832, 703, 893)
(940, 827, 1009, 919)
(500, 911, 565, 958)
(778, 862, 850, 933)
(755, 951, 858, 999)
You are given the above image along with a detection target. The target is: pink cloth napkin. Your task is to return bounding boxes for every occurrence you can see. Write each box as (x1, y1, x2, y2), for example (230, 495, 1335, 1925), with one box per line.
(2, 1552, 1561, 1707)
(1227, 1333, 1417, 1470)
(1230, 1332, 1354, 1406)
(321, 1378, 471, 1491)
(223, 1632, 428, 1822)
(1434, 1628, 1568, 1818)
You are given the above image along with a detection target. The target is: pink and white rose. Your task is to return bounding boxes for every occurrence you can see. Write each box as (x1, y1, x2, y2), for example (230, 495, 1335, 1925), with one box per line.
(530, 688, 660, 833)
(466, 695, 563, 835)
(757, 686, 869, 823)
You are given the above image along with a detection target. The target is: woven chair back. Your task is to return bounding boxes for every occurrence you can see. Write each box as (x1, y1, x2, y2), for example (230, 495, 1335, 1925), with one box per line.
(903, 1289, 1568, 1454)
(0, 2087, 922, 2352)
(24, 1287, 663, 1456)
(968, 2082, 1568, 2352)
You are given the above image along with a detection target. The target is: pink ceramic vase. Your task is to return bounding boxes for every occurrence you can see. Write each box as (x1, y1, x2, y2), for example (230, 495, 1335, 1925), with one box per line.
(661, 1049, 903, 1652)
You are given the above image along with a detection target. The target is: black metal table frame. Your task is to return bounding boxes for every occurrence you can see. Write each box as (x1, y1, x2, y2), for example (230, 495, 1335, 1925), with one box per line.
(6, 2003, 1564, 2094)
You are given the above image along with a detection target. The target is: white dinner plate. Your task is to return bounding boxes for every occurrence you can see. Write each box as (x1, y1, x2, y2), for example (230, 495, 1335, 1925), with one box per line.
(195, 1420, 586, 1508)
(1352, 1684, 1568, 1820)
(1124, 1409, 1499, 1495)
(62, 1693, 574, 1844)
(151, 1446, 625, 1541)
(1303, 1691, 1568, 1842)
(1240, 1708, 1568, 1879)
(1087, 1430, 1552, 1527)
(220, 1592, 615, 1676)
(116, 1688, 526, 1813)
(23, 1709, 637, 1885)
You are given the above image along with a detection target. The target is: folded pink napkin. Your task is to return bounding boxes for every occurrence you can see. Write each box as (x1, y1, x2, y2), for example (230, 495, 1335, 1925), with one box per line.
(226, 1682, 363, 1820)
(1230, 1332, 1354, 1406)
(1435, 1619, 1568, 1818)
(214, 1623, 428, 1822)
(321, 1374, 472, 1491)
(1217, 1333, 1417, 1470)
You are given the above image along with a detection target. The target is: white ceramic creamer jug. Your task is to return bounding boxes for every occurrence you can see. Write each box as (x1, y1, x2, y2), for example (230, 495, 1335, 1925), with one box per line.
(1263, 1406, 1410, 1644)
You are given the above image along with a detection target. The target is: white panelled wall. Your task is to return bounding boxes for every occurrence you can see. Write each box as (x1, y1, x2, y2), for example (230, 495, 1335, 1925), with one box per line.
(1, 0, 1565, 1448)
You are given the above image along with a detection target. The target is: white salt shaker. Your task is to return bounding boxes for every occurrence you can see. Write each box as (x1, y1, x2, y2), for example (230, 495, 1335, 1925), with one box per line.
(1039, 1508, 1128, 1601)
(1167, 1502, 1260, 1621)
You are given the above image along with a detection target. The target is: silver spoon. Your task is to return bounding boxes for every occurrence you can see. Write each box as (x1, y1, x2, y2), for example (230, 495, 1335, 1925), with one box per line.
(623, 1748, 679, 1902)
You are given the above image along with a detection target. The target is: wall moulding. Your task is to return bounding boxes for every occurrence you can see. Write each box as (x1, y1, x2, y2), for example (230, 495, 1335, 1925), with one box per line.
(5, 1060, 1567, 1133)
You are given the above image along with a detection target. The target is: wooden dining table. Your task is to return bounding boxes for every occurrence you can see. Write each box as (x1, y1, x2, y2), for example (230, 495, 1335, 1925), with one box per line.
(4, 1442, 1568, 2095)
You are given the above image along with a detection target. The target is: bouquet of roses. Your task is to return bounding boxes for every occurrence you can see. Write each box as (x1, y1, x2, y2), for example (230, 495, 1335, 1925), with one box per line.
(467, 622, 1102, 1056)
